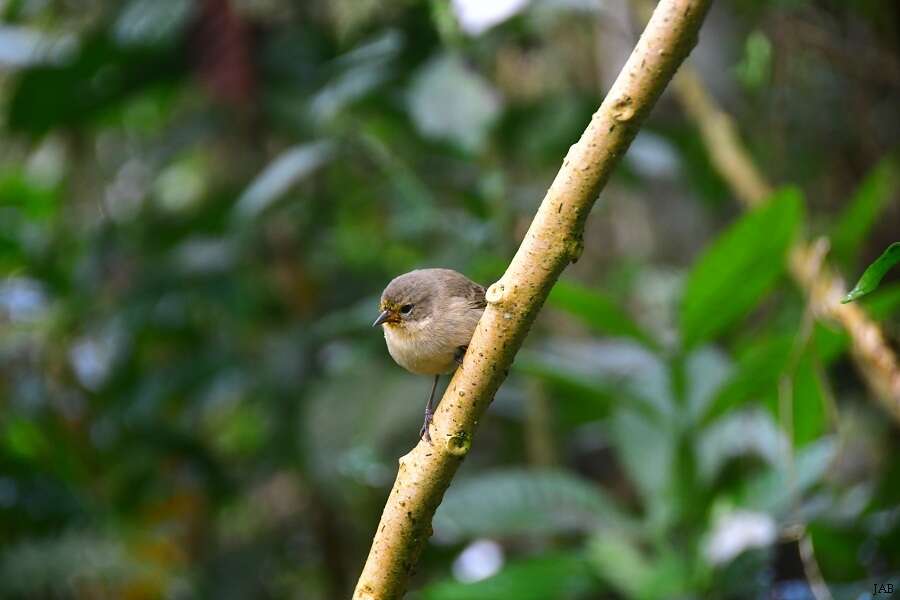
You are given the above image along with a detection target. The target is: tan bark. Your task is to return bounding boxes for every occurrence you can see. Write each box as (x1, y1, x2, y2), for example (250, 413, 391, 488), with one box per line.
(670, 62, 900, 415)
(352, 1, 714, 597)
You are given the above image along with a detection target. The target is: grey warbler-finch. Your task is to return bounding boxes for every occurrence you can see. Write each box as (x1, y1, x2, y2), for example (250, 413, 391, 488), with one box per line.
(373, 268, 486, 442)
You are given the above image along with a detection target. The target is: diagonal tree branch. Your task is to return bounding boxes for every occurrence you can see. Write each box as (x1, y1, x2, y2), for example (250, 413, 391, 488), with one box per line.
(352, 1, 714, 598)
(669, 61, 900, 414)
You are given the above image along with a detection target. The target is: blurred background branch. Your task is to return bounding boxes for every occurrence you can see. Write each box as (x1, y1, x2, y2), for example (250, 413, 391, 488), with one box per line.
(667, 54, 900, 414)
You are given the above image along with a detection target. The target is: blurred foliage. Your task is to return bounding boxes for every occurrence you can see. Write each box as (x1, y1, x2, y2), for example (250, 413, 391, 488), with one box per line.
(0, 0, 899, 598)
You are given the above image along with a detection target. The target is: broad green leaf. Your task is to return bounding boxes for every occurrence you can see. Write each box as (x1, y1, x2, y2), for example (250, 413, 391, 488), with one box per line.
(588, 533, 692, 600)
(680, 188, 803, 348)
(685, 347, 733, 425)
(434, 469, 634, 542)
(808, 524, 868, 581)
(831, 156, 898, 265)
(548, 279, 654, 347)
(842, 242, 900, 303)
(791, 357, 829, 447)
(705, 334, 830, 445)
(697, 409, 782, 483)
(514, 355, 617, 426)
(518, 340, 671, 420)
(421, 552, 596, 600)
(703, 335, 794, 425)
(0, 172, 58, 221)
(588, 533, 654, 598)
(609, 407, 675, 527)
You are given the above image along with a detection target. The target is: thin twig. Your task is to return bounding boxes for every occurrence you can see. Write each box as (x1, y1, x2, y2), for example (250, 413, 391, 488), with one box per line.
(799, 529, 835, 600)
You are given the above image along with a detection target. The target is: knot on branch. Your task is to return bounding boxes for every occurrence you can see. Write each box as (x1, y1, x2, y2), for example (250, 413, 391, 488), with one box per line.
(566, 236, 584, 264)
(612, 95, 635, 122)
(486, 282, 508, 306)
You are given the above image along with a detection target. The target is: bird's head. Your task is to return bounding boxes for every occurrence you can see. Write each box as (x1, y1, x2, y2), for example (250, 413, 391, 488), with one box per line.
(373, 271, 434, 328)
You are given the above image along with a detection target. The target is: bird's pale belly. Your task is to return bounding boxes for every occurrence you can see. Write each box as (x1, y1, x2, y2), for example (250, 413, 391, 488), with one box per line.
(383, 326, 457, 375)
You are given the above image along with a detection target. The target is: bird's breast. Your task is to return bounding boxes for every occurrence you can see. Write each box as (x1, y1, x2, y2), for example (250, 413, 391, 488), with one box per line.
(383, 323, 458, 375)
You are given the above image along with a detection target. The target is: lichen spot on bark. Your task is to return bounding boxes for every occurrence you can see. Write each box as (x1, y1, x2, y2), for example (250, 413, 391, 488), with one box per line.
(445, 431, 472, 457)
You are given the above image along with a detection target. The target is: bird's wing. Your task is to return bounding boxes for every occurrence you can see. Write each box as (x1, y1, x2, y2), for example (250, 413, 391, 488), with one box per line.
(465, 282, 487, 310)
(440, 270, 486, 310)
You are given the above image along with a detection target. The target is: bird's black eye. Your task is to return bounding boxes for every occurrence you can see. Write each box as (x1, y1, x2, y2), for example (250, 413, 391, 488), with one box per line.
(400, 304, 413, 314)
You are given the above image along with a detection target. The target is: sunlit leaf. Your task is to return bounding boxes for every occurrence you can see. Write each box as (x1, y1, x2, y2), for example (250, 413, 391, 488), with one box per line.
(680, 188, 803, 348)
(842, 242, 900, 303)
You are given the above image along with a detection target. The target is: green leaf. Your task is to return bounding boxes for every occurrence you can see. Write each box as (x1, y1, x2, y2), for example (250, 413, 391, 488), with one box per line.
(609, 407, 676, 525)
(421, 552, 597, 600)
(735, 30, 772, 91)
(831, 156, 898, 265)
(680, 188, 803, 348)
(842, 242, 900, 303)
(0, 171, 59, 221)
(548, 279, 654, 347)
(742, 438, 837, 515)
(588, 533, 691, 600)
(588, 533, 654, 598)
(791, 357, 829, 447)
(433, 469, 633, 542)
(703, 335, 793, 425)
(812, 322, 848, 365)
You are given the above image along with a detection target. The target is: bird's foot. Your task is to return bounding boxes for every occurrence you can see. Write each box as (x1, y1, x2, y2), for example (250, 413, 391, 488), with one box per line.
(454, 345, 468, 366)
(419, 408, 433, 444)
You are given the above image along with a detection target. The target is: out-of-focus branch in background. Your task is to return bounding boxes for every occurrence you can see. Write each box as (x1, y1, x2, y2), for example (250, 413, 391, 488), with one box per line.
(670, 60, 900, 417)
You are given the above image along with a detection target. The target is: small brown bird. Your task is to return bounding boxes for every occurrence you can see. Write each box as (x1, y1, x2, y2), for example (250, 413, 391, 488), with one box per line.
(373, 268, 486, 442)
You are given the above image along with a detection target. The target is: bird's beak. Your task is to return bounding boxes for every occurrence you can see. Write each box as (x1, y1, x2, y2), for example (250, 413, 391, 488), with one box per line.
(373, 309, 392, 327)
